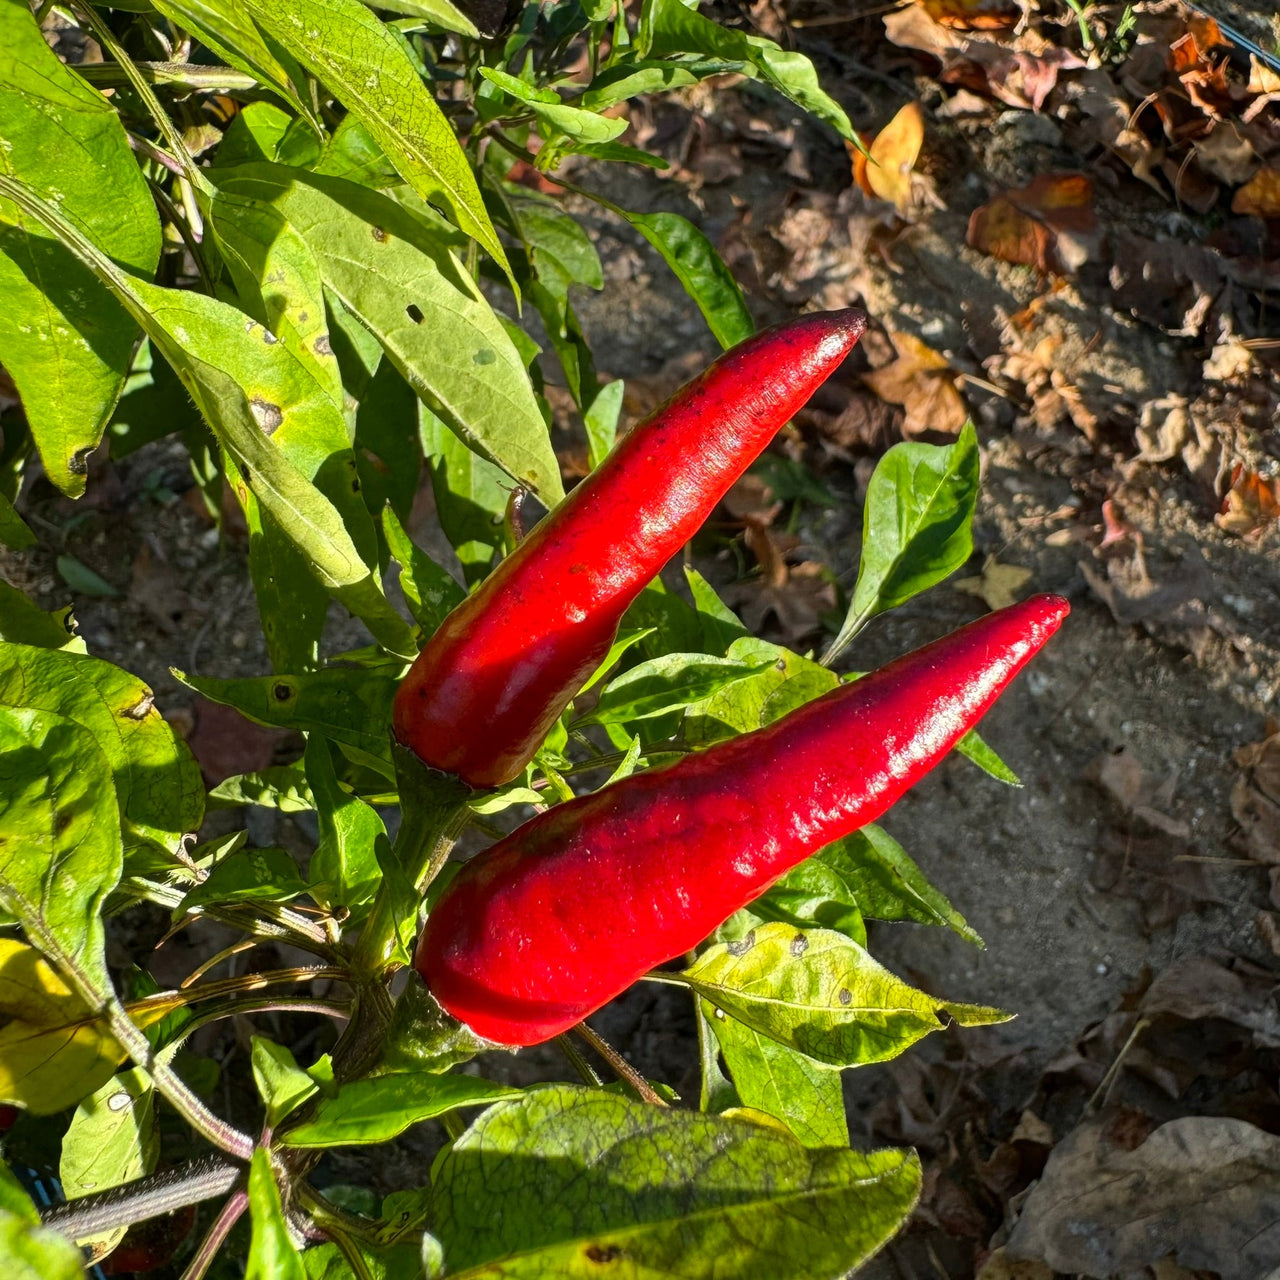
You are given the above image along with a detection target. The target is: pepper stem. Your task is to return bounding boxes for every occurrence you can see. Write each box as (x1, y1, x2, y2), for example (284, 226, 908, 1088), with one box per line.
(348, 746, 472, 980)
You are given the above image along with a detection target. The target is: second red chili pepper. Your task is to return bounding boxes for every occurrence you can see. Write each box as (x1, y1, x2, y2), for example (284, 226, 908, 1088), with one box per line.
(393, 309, 867, 789)
(416, 594, 1069, 1046)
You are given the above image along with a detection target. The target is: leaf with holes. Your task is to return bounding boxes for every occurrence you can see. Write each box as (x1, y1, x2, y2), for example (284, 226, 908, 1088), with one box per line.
(684, 923, 1007, 1068)
(214, 165, 562, 504)
(0, 0, 161, 496)
(241, 0, 509, 284)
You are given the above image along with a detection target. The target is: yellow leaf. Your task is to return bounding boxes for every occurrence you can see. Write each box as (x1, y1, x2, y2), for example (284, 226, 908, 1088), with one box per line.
(866, 102, 925, 214)
(0, 940, 176, 1115)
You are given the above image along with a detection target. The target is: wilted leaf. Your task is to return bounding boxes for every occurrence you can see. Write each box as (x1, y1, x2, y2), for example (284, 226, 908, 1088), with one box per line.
(967, 174, 1103, 275)
(862, 330, 968, 438)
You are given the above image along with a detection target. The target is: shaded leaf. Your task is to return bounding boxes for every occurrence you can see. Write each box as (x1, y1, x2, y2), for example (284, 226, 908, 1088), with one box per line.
(382, 506, 466, 638)
(706, 999, 849, 1149)
(305, 734, 384, 911)
(429, 1087, 919, 1277)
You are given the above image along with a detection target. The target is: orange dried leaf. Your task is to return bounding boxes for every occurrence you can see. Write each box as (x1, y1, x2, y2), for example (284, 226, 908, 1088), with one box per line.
(1232, 166, 1280, 218)
(921, 0, 1022, 31)
(967, 173, 1101, 274)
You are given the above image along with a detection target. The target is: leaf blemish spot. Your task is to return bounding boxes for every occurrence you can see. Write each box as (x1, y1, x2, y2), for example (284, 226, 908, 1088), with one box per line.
(727, 930, 755, 956)
(263, 330, 278, 345)
(372, 226, 388, 242)
(314, 334, 332, 355)
(473, 347, 496, 366)
(272, 682, 294, 703)
(790, 933, 808, 956)
(585, 1244, 623, 1265)
(406, 304, 424, 324)
(250, 398, 283, 435)
(121, 694, 155, 721)
(68, 448, 92, 476)
(838, 988, 852, 1006)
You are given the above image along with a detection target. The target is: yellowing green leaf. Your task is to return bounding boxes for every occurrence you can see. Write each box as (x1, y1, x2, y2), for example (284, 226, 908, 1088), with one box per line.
(0, 0, 160, 496)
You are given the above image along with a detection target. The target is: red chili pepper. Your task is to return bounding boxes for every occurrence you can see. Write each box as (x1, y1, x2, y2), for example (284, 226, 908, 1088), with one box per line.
(416, 595, 1068, 1045)
(393, 310, 868, 789)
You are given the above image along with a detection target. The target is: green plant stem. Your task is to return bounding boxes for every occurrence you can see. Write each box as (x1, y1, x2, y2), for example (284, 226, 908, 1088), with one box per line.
(75, 61, 259, 91)
(72, 3, 210, 196)
(41, 1154, 244, 1241)
(349, 751, 472, 980)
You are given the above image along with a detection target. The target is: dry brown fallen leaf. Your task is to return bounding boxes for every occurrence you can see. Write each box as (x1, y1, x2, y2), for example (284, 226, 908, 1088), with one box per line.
(1216, 463, 1280, 539)
(967, 173, 1103, 275)
(1084, 744, 1190, 840)
(861, 329, 968, 437)
(1232, 719, 1280, 864)
(848, 101, 924, 214)
(1004, 1115, 1280, 1279)
(1232, 165, 1280, 217)
(953, 555, 1032, 611)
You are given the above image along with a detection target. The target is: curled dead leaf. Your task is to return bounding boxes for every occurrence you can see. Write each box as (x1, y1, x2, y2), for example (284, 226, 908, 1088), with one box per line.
(922, 0, 1022, 31)
(953, 556, 1033, 611)
(1215, 464, 1280, 539)
(967, 174, 1103, 275)
(853, 102, 925, 215)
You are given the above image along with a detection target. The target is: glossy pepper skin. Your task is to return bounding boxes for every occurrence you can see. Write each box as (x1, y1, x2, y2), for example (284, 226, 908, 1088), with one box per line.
(416, 595, 1069, 1045)
(393, 309, 868, 789)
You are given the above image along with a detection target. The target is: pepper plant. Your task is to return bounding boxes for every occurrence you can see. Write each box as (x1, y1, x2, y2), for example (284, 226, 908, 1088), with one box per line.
(0, 2, 1064, 1277)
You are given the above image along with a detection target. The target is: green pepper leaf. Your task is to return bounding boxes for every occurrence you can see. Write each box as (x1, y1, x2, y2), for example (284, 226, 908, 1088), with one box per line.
(578, 653, 774, 726)
(429, 1087, 918, 1277)
(246, 1148, 306, 1280)
(0, 0, 161, 497)
(208, 764, 315, 812)
(0, 493, 33, 551)
(684, 923, 1005, 1069)
(751, 857, 866, 947)
(638, 0, 855, 143)
(0, 644, 202, 859)
(60, 1068, 158, 1256)
(818, 825, 981, 945)
(824, 422, 979, 664)
(251, 1037, 319, 1129)
(704, 999, 849, 1149)
(619, 209, 753, 350)
(305, 734, 384, 911)
(0, 1179, 86, 1280)
(382, 505, 466, 639)
(583, 378, 624, 471)
(176, 665, 398, 776)
(282, 1073, 520, 1149)
(684, 638, 837, 745)
(956, 727, 1021, 785)
(177, 846, 307, 914)
(0, 582, 84, 653)
(212, 165, 561, 505)
(241, 0, 511, 286)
